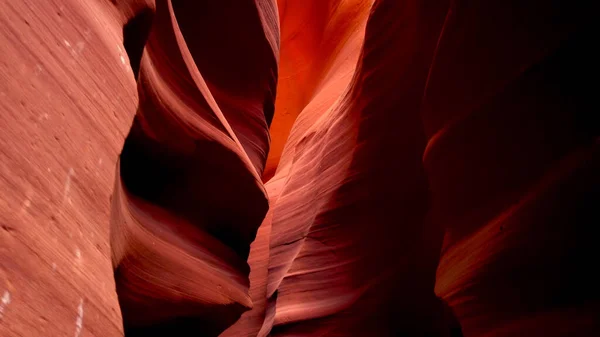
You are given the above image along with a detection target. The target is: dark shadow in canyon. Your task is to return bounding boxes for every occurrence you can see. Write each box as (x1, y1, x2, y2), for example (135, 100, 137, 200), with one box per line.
(122, 8, 154, 78)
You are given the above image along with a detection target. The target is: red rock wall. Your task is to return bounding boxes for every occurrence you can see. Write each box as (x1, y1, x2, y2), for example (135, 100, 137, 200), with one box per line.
(0, 0, 143, 336)
(0, 0, 279, 336)
(259, 0, 598, 335)
(1, 0, 598, 336)
(261, 1, 453, 335)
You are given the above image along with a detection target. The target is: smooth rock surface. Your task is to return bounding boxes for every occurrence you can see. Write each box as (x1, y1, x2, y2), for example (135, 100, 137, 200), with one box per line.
(0, 0, 143, 336)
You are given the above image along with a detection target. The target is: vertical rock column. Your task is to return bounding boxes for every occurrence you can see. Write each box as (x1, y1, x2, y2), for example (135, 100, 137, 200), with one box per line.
(0, 0, 149, 336)
(110, 0, 279, 336)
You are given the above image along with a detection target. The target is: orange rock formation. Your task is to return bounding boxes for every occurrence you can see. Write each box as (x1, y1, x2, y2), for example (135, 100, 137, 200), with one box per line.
(0, 0, 597, 336)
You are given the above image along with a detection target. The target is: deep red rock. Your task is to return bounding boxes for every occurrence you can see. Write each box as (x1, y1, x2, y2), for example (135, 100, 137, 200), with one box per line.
(427, 1, 599, 335)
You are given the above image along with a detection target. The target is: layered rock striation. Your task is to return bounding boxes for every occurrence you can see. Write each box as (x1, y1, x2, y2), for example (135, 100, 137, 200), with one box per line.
(0, 0, 597, 336)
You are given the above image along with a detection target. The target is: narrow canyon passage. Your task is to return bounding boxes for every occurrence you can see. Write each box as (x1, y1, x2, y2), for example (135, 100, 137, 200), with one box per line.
(0, 0, 598, 337)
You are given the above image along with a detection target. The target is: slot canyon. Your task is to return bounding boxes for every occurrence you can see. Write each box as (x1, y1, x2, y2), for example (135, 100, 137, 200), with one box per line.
(0, 0, 598, 336)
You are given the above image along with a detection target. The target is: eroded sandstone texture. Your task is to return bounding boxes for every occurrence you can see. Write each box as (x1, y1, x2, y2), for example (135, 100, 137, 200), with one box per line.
(111, 0, 278, 336)
(1, 0, 598, 336)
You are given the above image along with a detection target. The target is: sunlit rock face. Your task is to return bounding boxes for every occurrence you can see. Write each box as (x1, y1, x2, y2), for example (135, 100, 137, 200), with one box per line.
(0, 0, 597, 337)
(0, 0, 141, 336)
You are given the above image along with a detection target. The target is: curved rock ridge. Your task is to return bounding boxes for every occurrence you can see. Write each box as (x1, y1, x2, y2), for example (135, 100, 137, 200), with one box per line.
(225, 1, 376, 335)
(220, 177, 285, 337)
(110, 0, 279, 336)
(261, 0, 455, 335)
